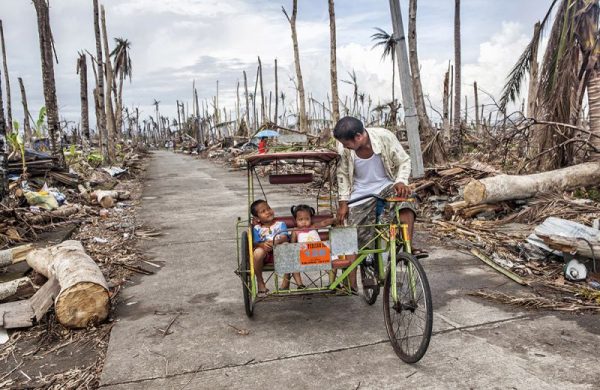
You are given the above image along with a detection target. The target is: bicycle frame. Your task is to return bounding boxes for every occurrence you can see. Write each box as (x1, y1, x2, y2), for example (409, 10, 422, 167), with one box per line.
(327, 200, 416, 304)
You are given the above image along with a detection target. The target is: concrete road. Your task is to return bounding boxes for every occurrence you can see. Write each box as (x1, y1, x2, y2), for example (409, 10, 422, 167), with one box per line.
(99, 151, 600, 389)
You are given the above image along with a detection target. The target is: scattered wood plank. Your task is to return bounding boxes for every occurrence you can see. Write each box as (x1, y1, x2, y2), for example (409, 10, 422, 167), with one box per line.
(470, 248, 527, 286)
(0, 277, 60, 329)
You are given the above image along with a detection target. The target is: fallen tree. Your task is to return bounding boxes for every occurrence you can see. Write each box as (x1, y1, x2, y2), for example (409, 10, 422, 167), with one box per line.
(463, 162, 600, 205)
(0, 244, 33, 267)
(27, 240, 109, 328)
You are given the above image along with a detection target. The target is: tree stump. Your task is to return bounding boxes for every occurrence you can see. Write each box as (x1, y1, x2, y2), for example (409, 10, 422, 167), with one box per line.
(26, 240, 109, 328)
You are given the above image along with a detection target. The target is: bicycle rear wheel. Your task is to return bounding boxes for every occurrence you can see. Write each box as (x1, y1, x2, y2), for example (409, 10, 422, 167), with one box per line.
(383, 252, 432, 363)
(360, 262, 379, 305)
(240, 231, 254, 317)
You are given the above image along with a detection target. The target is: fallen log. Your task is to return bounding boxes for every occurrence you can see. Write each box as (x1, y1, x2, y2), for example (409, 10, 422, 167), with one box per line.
(27, 240, 109, 328)
(90, 189, 131, 208)
(0, 277, 35, 302)
(463, 162, 600, 205)
(0, 244, 34, 267)
(23, 204, 80, 225)
(460, 203, 502, 218)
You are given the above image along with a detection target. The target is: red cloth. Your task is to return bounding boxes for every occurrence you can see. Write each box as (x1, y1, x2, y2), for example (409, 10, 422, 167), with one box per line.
(258, 139, 267, 154)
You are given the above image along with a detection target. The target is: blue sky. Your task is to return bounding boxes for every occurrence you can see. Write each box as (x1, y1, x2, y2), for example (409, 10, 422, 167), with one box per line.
(0, 0, 549, 128)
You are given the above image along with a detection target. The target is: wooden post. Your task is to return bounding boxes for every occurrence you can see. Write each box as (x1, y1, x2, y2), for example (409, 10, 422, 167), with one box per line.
(388, 0, 424, 177)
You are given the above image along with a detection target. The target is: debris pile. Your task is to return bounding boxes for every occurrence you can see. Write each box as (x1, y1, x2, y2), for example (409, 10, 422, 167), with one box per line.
(0, 146, 151, 388)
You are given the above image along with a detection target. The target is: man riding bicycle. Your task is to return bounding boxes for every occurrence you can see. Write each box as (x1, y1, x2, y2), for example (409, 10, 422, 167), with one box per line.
(333, 116, 418, 291)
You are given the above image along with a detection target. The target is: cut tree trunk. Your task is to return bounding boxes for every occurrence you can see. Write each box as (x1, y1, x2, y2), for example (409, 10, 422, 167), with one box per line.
(26, 240, 109, 328)
(463, 162, 600, 205)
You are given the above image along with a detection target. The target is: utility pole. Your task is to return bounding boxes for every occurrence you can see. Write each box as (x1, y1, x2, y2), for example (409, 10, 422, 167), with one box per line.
(388, 0, 424, 177)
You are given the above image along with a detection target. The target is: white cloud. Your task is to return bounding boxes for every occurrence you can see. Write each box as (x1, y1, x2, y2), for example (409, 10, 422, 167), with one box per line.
(0, 0, 536, 131)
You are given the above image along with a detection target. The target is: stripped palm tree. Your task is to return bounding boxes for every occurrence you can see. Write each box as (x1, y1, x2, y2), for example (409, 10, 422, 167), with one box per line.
(110, 37, 132, 136)
(500, 0, 600, 169)
(371, 27, 400, 128)
(371, 28, 397, 104)
(341, 69, 359, 117)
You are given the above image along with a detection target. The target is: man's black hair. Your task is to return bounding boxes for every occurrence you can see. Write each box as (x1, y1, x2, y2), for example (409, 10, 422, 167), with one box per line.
(290, 204, 315, 218)
(250, 199, 267, 217)
(333, 116, 365, 141)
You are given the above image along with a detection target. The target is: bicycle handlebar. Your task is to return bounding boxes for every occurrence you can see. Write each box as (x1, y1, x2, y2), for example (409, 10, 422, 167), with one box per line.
(346, 193, 417, 206)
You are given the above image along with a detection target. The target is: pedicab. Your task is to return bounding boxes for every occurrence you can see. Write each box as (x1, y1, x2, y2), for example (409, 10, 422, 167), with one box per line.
(235, 150, 433, 363)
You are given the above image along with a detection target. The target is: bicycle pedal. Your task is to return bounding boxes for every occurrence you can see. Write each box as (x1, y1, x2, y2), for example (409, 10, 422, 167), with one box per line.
(415, 253, 428, 259)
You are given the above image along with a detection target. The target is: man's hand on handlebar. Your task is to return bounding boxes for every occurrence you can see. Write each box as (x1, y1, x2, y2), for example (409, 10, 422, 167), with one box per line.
(394, 182, 411, 198)
(337, 201, 348, 224)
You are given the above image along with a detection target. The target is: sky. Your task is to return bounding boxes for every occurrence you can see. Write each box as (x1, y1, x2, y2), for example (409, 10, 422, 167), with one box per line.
(0, 0, 549, 130)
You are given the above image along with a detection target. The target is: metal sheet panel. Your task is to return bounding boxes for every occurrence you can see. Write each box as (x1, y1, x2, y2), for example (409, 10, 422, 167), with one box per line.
(330, 227, 358, 256)
(274, 242, 332, 274)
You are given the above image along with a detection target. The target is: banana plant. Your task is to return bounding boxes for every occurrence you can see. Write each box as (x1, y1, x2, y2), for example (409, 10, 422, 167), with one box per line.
(7, 121, 27, 174)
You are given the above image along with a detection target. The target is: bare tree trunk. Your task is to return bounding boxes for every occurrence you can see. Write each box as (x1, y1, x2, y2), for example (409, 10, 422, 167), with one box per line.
(115, 71, 124, 137)
(442, 66, 450, 138)
(407, 0, 430, 132)
(283, 1, 308, 132)
(18, 78, 31, 145)
(328, 0, 340, 125)
(588, 68, 600, 161)
(236, 80, 240, 129)
(258, 56, 266, 124)
(33, 0, 64, 167)
(77, 53, 90, 142)
(389, 0, 424, 177)
(100, 5, 116, 163)
(473, 81, 480, 134)
(93, 0, 106, 157)
(0, 60, 6, 197)
(274, 59, 278, 125)
(243, 70, 250, 136)
(0, 21, 11, 132)
(527, 22, 541, 118)
(253, 66, 259, 129)
(453, 0, 462, 150)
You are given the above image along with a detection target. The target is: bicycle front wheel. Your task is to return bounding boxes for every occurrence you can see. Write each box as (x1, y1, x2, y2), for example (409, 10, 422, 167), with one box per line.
(383, 252, 432, 363)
